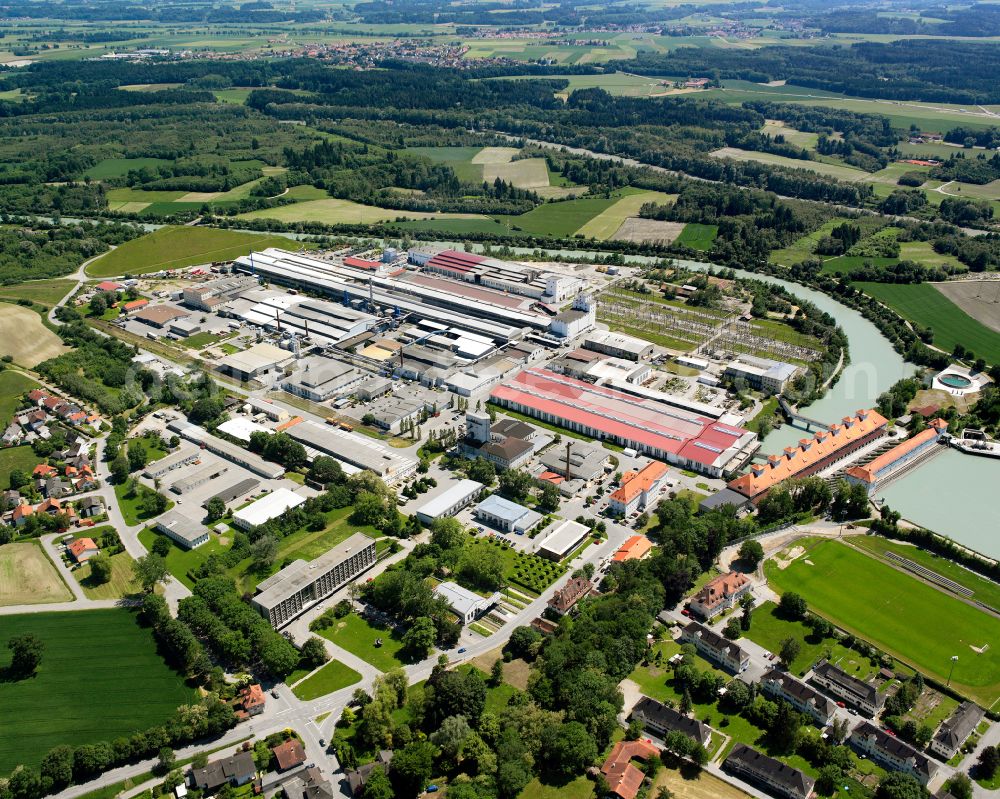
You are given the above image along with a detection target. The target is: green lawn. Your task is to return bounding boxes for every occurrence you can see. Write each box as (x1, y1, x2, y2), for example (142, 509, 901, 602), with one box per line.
(85, 226, 304, 278)
(75, 550, 143, 600)
(675, 222, 719, 251)
(317, 612, 407, 672)
(137, 527, 227, 590)
(114, 482, 175, 526)
(499, 196, 621, 238)
(0, 279, 75, 307)
(291, 659, 363, 700)
(0, 445, 39, 492)
(181, 331, 224, 349)
(0, 371, 39, 427)
(0, 609, 196, 774)
(766, 539, 1000, 707)
(854, 281, 1000, 363)
(851, 536, 1000, 613)
(741, 601, 887, 681)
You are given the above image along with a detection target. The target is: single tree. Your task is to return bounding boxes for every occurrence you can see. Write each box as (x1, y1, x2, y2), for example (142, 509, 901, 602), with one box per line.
(779, 637, 801, 668)
(88, 553, 113, 585)
(7, 633, 44, 676)
(738, 539, 764, 568)
(133, 553, 169, 593)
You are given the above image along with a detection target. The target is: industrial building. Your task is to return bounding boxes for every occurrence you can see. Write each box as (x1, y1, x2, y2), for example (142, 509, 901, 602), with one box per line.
(252, 533, 377, 627)
(491, 369, 756, 477)
(433, 581, 500, 624)
(282, 357, 362, 402)
(418, 249, 584, 301)
(583, 330, 654, 361)
(284, 420, 417, 483)
(538, 440, 610, 482)
(549, 295, 597, 339)
(244, 397, 290, 422)
(217, 342, 295, 381)
(232, 488, 306, 530)
(203, 477, 260, 509)
(474, 494, 543, 535)
(144, 446, 200, 479)
(154, 509, 210, 549)
(182, 274, 259, 311)
(168, 419, 287, 479)
(228, 290, 378, 347)
(535, 518, 591, 561)
(217, 417, 274, 443)
(728, 409, 888, 503)
(170, 463, 229, 495)
(723, 356, 800, 394)
(845, 419, 948, 493)
(133, 304, 189, 328)
(414, 479, 485, 525)
(461, 411, 536, 471)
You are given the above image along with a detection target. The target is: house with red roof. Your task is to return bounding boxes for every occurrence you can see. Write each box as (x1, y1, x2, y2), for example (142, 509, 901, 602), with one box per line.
(68, 537, 99, 563)
(96, 281, 123, 292)
(239, 684, 266, 717)
(600, 739, 660, 799)
(272, 739, 307, 771)
(11, 502, 34, 526)
(613, 535, 654, 563)
(122, 298, 149, 313)
(27, 389, 48, 404)
(33, 463, 57, 479)
(688, 571, 751, 620)
(609, 460, 669, 517)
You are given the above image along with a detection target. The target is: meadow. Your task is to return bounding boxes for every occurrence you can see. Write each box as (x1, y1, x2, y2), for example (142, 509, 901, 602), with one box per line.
(84, 158, 171, 180)
(238, 197, 489, 226)
(0, 542, 72, 606)
(75, 550, 142, 600)
(0, 609, 196, 773)
(0, 446, 39, 493)
(0, 370, 39, 427)
(855, 281, 1000, 363)
(291, 659, 363, 700)
(0, 279, 74, 306)
(575, 190, 675, 240)
(499, 195, 621, 237)
(710, 147, 868, 182)
(766, 539, 1000, 707)
(85, 226, 300, 277)
(317, 612, 407, 672)
(674, 222, 719, 251)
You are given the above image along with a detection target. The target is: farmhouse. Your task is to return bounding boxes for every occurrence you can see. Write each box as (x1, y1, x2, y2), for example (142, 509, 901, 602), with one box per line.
(679, 621, 750, 673)
(850, 722, 938, 784)
(723, 743, 814, 799)
(688, 571, 751, 620)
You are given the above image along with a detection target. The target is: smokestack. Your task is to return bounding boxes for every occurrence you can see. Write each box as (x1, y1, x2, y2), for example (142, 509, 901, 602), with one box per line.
(565, 440, 572, 480)
(304, 318, 309, 338)
(275, 311, 281, 333)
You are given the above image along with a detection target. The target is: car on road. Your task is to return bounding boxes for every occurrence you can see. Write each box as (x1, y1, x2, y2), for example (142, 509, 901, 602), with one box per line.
(271, 689, 279, 698)
(836, 701, 846, 708)
(458, 648, 466, 653)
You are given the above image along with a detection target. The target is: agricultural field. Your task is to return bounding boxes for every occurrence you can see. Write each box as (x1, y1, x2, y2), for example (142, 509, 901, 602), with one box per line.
(710, 147, 868, 181)
(499, 195, 621, 237)
(0, 370, 38, 427)
(855, 281, 1000, 363)
(409, 146, 556, 190)
(575, 190, 675, 240)
(934, 280, 1000, 334)
(85, 226, 301, 278)
(674, 222, 719, 251)
(611, 217, 686, 245)
(760, 119, 820, 150)
(769, 217, 857, 266)
(0, 304, 68, 366)
(393, 217, 515, 236)
(0, 608, 196, 773)
(84, 157, 172, 180)
(0, 279, 74, 306)
(0, 542, 72, 606)
(239, 197, 490, 226)
(291, 659, 362, 700)
(766, 539, 1000, 707)
(493, 71, 676, 99)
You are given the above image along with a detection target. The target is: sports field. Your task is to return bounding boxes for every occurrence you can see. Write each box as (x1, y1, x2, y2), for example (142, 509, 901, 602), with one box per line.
(0, 304, 68, 366)
(575, 190, 675, 239)
(855, 281, 1000, 363)
(0, 608, 196, 773)
(0, 542, 72, 606)
(766, 539, 1000, 707)
(85, 226, 301, 277)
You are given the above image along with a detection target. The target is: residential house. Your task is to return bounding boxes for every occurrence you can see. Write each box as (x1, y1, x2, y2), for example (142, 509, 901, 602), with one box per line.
(547, 576, 593, 615)
(272, 739, 307, 772)
(24, 410, 47, 431)
(284, 767, 334, 799)
(760, 669, 836, 727)
(2, 423, 22, 446)
(238, 684, 266, 717)
(629, 696, 712, 748)
(189, 752, 257, 793)
(810, 660, 884, 716)
(27, 389, 48, 404)
(76, 496, 104, 519)
(688, 571, 752, 620)
(11, 502, 34, 527)
(679, 621, 750, 673)
(33, 463, 57, 479)
(345, 751, 394, 795)
(43, 477, 71, 499)
(600, 739, 660, 799)
(68, 537, 99, 563)
(930, 702, 985, 760)
(37, 497, 73, 519)
(723, 743, 815, 799)
(850, 722, 938, 784)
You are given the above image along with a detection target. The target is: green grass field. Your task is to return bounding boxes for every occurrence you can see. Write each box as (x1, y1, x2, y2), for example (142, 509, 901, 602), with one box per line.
(855, 281, 1000, 362)
(766, 539, 1000, 707)
(575, 190, 674, 239)
(137, 528, 227, 590)
(291, 659, 363, 700)
(0, 371, 38, 427)
(85, 158, 171, 180)
(0, 279, 74, 307)
(0, 445, 38, 492)
(393, 218, 515, 236)
(85, 226, 300, 277)
(674, 222, 719, 251)
(0, 608, 196, 774)
(317, 613, 406, 672)
(710, 147, 868, 181)
(75, 550, 142, 600)
(500, 196, 620, 237)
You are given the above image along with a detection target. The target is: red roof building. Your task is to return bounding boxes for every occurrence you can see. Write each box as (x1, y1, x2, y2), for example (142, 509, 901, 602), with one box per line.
(844, 419, 948, 493)
(613, 535, 654, 563)
(601, 739, 660, 799)
(68, 537, 99, 563)
(96, 281, 123, 292)
(491, 369, 754, 477)
(122, 299, 149, 312)
(33, 464, 57, 478)
(272, 739, 306, 771)
(240, 684, 266, 717)
(609, 460, 669, 516)
(547, 577, 593, 615)
(689, 571, 752, 620)
(343, 256, 383, 271)
(27, 389, 48, 403)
